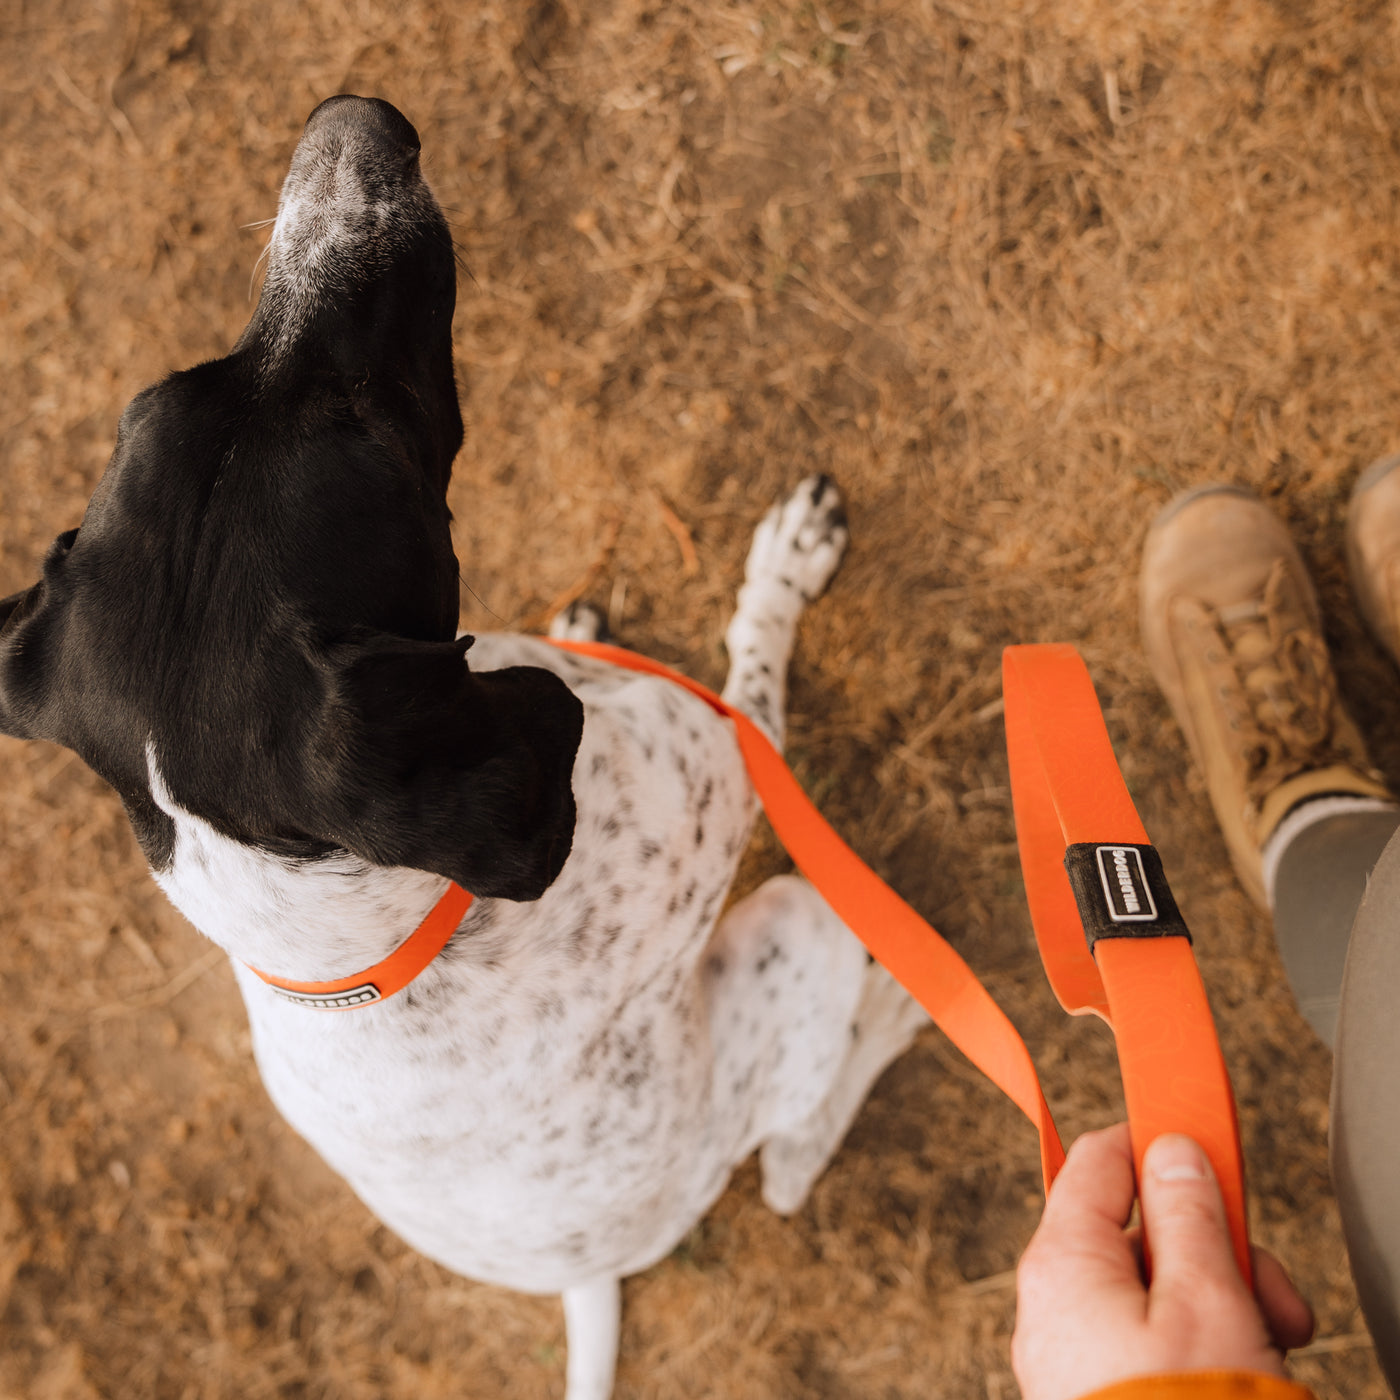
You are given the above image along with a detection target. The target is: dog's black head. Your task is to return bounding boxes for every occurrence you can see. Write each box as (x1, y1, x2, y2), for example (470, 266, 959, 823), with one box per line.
(0, 96, 583, 901)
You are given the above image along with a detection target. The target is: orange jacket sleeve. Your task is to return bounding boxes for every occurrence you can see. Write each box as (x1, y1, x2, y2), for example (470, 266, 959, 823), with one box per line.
(1077, 1371, 1315, 1400)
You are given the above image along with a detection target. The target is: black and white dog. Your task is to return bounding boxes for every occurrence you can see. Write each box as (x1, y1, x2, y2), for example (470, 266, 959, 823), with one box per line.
(0, 97, 925, 1398)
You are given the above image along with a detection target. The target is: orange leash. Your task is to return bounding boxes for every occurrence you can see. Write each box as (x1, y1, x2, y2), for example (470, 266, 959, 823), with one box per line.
(552, 638, 1067, 1188)
(1004, 643, 1251, 1283)
(247, 636, 1250, 1283)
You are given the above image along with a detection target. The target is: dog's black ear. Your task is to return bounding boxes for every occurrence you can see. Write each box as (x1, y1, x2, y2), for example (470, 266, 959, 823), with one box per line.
(311, 633, 584, 901)
(0, 583, 41, 739)
(0, 530, 78, 740)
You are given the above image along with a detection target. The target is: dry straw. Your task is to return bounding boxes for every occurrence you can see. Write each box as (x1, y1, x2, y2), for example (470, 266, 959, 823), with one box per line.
(1, 0, 1395, 1394)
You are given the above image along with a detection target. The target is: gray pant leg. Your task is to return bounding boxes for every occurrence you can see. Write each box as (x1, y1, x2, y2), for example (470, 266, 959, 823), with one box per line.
(1329, 824, 1400, 1392)
(1271, 809, 1400, 1048)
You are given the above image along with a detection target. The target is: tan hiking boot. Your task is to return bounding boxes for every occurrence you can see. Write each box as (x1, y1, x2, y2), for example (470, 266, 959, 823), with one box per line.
(1347, 452, 1400, 665)
(1141, 484, 1391, 906)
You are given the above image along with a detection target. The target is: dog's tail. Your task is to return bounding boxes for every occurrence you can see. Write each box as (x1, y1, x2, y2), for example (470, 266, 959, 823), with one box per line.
(562, 1275, 621, 1400)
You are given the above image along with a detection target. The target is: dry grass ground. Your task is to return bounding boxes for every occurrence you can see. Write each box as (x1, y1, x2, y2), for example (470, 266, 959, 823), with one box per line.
(2, 0, 1398, 1395)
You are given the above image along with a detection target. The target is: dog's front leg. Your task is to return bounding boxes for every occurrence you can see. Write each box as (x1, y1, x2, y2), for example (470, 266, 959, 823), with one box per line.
(562, 1275, 621, 1400)
(721, 474, 848, 749)
(715, 476, 930, 1214)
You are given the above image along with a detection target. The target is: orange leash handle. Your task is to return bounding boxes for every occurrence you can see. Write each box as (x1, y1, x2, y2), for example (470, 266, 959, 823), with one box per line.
(552, 638, 1067, 1188)
(1003, 643, 1251, 1285)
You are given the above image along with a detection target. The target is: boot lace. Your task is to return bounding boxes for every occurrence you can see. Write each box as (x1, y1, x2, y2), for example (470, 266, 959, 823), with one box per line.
(1208, 559, 1351, 806)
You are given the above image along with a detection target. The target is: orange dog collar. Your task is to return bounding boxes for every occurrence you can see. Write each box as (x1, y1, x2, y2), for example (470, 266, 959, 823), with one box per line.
(248, 881, 472, 1009)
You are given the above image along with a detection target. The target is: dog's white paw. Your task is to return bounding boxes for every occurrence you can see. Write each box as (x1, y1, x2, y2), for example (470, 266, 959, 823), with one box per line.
(744, 475, 849, 604)
(760, 1130, 829, 1217)
(548, 600, 609, 642)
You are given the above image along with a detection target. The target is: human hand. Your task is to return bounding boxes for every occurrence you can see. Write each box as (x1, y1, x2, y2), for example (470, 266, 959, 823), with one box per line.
(1011, 1124, 1314, 1400)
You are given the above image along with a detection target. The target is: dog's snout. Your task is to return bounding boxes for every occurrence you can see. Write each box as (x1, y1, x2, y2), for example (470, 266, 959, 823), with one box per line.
(260, 93, 443, 322)
(301, 95, 421, 165)
(248, 96, 455, 381)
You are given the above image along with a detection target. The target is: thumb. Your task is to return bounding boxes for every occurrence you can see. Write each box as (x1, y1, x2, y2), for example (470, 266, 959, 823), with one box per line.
(1139, 1133, 1279, 1367)
(1140, 1134, 1241, 1288)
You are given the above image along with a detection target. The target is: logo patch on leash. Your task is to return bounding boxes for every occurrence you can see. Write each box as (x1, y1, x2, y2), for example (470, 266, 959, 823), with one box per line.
(1095, 845, 1157, 922)
(1062, 842, 1191, 948)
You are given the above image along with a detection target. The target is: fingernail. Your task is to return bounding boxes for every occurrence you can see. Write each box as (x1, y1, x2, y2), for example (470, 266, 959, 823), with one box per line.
(1145, 1134, 1209, 1182)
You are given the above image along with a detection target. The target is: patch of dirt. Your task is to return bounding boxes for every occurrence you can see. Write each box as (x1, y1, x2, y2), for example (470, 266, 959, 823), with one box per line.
(1, 0, 1394, 1395)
